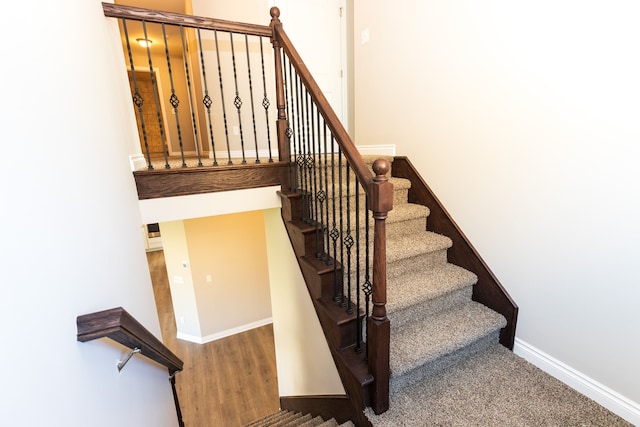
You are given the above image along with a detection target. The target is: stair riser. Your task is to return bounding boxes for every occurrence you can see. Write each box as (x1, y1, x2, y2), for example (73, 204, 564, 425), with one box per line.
(389, 286, 473, 330)
(387, 251, 449, 280)
(389, 331, 500, 396)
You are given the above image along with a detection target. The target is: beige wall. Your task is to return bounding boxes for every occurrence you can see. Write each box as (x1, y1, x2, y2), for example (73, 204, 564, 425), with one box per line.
(354, 0, 640, 415)
(161, 211, 272, 342)
(185, 212, 272, 338)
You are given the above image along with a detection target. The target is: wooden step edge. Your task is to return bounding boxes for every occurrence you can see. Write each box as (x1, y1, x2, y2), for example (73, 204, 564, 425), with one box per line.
(300, 254, 341, 276)
(317, 297, 364, 327)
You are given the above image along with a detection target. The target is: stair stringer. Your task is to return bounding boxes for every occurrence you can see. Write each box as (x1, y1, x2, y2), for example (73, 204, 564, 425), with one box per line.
(278, 189, 374, 427)
(391, 156, 519, 349)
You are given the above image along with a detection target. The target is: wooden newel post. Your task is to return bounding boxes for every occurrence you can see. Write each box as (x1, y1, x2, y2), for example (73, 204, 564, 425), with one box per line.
(367, 158, 393, 414)
(270, 7, 290, 169)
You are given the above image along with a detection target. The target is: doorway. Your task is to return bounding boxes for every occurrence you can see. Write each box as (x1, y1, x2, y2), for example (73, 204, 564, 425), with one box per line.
(128, 70, 170, 157)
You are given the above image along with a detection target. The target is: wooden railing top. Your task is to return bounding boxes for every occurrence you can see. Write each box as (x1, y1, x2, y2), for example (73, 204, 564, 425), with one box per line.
(77, 307, 183, 374)
(102, 2, 272, 37)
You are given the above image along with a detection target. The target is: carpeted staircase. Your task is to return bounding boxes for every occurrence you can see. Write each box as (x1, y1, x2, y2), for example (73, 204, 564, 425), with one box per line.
(275, 156, 631, 426)
(245, 410, 355, 427)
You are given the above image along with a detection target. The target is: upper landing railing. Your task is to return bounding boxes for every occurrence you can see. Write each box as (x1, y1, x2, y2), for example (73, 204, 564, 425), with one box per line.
(103, 3, 393, 415)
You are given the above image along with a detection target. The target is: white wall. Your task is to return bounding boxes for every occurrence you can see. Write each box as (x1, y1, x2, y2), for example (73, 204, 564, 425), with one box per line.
(264, 209, 345, 396)
(0, 1, 177, 426)
(354, 0, 640, 418)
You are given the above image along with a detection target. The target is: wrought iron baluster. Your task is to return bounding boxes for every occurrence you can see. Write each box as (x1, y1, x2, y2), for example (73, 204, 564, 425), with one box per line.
(312, 104, 322, 258)
(344, 164, 354, 314)
(294, 72, 304, 196)
(161, 23, 186, 168)
(142, 21, 170, 169)
(245, 35, 260, 164)
(180, 25, 204, 166)
(355, 177, 362, 352)
(322, 123, 331, 264)
(330, 137, 340, 300)
(229, 33, 247, 164)
(304, 90, 313, 225)
(122, 19, 152, 170)
(195, 28, 217, 166)
(259, 37, 273, 163)
(338, 151, 345, 307)
(363, 193, 373, 359)
(283, 55, 295, 191)
(213, 29, 233, 165)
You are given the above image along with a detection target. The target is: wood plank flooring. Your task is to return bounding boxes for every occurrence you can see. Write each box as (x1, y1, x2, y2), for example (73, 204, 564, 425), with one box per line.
(147, 250, 280, 426)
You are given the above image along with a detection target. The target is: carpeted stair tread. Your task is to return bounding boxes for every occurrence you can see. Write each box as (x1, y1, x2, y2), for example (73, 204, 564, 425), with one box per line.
(386, 230, 452, 265)
(387, 263, 477, 318)
(282, 413, 313, 427)
(245, 410, 294, 427)
(367, 344, 633, 427)
(390, 301, 507, 381)
(270, 411, 303, 427)
(297, 415, 326, 427)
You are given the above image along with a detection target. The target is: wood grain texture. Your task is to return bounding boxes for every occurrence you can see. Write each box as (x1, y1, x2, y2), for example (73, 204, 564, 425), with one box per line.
(102, 2, 272, 37)
(391, 157, 518, 349)
(147, 250, 280, 426)
(76, 306, 183, 374)
(133, 162, 289, 199)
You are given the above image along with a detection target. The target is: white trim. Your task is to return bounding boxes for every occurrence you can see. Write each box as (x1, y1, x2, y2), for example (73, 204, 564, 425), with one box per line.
(176, 318, 273, 344)
(356, 144, 396, 156)
(514, 338, 640, 426)
(129, 153, 147, 171)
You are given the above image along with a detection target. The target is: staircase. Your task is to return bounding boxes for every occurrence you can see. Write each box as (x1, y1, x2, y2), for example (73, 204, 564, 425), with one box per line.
(245, 410, 355, 427)
(279, 156, 509, 425)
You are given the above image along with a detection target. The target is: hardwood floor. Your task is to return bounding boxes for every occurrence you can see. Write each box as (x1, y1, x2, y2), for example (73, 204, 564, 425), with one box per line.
(147, 250, 280, 426)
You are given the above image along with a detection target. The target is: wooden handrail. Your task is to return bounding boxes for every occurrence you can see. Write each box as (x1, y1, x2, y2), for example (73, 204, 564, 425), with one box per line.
(77, 307, 183, 375)
(269, 9, 374, 190)
(102, 2, 272, 37)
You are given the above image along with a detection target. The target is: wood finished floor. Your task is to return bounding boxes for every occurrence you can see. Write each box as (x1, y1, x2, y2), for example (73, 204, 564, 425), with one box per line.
(147, 250, 280, 426)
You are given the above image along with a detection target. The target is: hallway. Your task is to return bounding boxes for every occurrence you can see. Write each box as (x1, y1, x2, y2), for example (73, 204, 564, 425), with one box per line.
(147, 250, 280, 426)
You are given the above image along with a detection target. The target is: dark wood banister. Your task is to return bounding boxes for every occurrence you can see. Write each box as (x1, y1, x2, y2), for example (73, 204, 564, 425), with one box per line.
(270, 7, 392, 414)
(77, 307, 183, 375)
(102, 2, 272, 37)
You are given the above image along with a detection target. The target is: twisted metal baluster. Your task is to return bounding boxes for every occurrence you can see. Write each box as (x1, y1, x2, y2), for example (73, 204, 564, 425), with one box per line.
(344, 164, 354, 314)
(283, 55, 295, 191)
(195, 28, 217, 166)
(329, 137, 340, 300)
(142, 21, 170, 168)
(162, 23, 186, 168)
(355, 177, 362, 352)
(230, 33, 247, 164)
(338, 147, 345, 306)
(213, 29, 233, 165)
(245, 34, 260, 164)
(294, 73, 304, 196)
(179, 26, 203, 167)
(363, 193, 373, 359)
(122, 20, 152, 170)
(314, 107, 323, 258)
(322, 119, 331, 263)
(259, 37, 273, 163)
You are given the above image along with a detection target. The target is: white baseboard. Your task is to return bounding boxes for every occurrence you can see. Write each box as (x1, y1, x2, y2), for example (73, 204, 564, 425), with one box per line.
(514, 338, 640, 426)
(177, 317, 273, 345)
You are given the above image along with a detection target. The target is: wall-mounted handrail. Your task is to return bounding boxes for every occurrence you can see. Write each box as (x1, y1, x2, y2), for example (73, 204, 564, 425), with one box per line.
(77, 307, 183, 375)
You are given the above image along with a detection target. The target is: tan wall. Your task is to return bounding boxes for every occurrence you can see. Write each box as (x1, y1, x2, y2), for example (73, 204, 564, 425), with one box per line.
(354, 0, 640, 408)
(184, 211, 272, 338)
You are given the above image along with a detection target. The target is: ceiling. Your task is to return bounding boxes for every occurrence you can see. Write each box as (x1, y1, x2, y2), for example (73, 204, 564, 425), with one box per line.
(115, 0, 187, 14)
